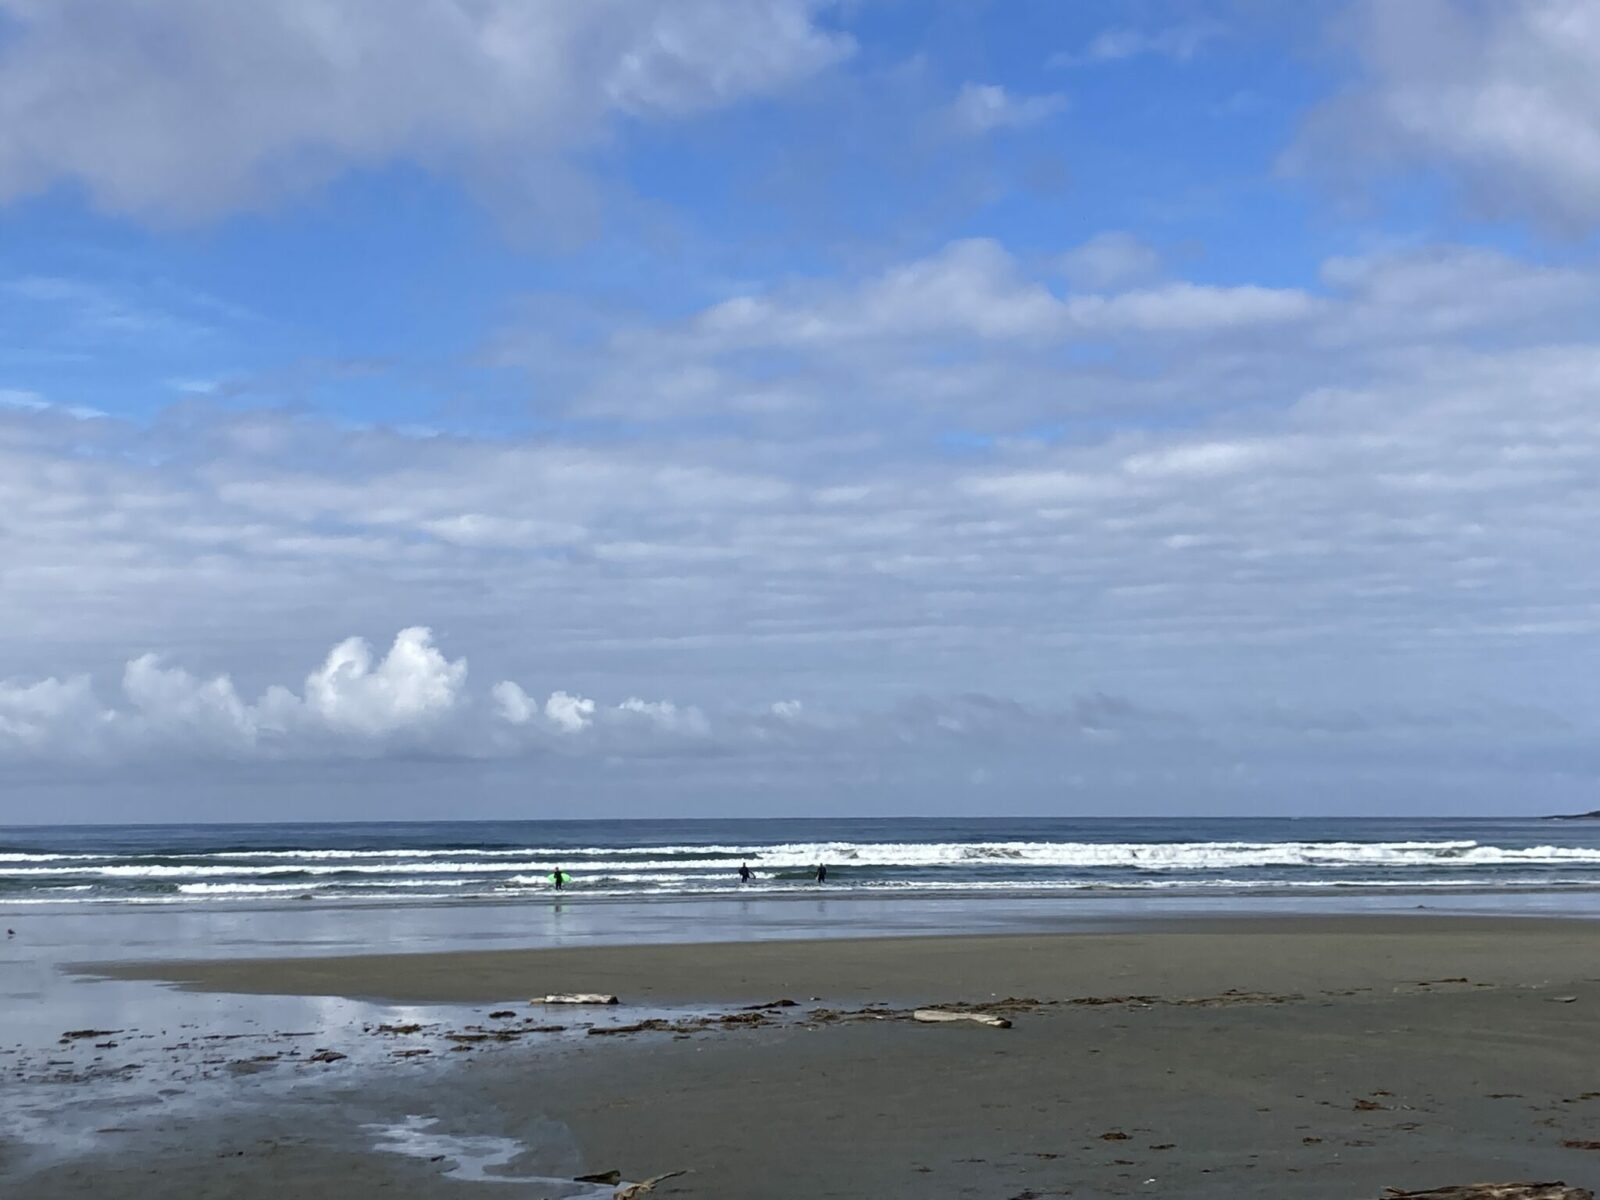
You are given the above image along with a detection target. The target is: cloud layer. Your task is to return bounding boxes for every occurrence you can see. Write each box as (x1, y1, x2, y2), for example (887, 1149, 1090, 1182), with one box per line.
(6, 235, 1600, 765)
(1296, 0, 1600, 230)
(0, 0, 850, 220)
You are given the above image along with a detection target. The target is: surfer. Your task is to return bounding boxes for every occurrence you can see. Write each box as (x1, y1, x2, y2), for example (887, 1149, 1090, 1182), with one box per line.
(738, 863, 753, 884)
(551, 867, 566, 890)
(815, 863, 827, 884)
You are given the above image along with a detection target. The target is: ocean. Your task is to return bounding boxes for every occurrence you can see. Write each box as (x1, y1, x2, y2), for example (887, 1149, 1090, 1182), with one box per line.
(5, 816, 1600, 910)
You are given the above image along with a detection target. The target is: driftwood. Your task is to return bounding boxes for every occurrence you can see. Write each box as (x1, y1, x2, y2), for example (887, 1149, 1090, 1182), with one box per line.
(532, 993, 620, 1006)
(587, 1020, 671, 1037)
(615, 1171, 688, 1199)
(1383, 1185, 1592, 1199)
(911, 1008, 1011, 1028)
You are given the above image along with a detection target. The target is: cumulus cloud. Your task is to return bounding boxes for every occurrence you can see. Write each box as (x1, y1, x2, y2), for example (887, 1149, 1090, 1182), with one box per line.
(0, 630, 480, 761)
(1293, 0, 1600, 231)
(302, 628, 467, 737)
(946, 83, 1067, 135)
(0, 628, 727, 763)
(0, 625, 1190, 769)
(0, 674, 108, 753)
(0, 0, 852, 221)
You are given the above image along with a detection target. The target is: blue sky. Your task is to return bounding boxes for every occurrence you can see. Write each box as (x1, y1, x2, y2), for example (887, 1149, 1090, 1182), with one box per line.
(2, 0, 1599, 820)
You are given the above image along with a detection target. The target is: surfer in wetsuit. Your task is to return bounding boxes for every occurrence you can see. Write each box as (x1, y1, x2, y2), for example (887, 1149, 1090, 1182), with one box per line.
(738, 863, 753, 884)
(815, 863, 827, 884)
(551, 867, 565, 890)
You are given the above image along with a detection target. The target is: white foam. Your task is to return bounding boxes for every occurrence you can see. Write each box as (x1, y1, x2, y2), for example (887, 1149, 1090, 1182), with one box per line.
(12, 839, 1600, 879)
(175, 879, 474, 895)
(365, 1116, 611, 1194)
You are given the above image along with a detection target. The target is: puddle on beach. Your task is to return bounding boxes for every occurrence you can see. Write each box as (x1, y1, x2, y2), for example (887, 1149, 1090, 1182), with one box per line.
(0, 963, 734, 1182)
(366, 1115, 615, 1194)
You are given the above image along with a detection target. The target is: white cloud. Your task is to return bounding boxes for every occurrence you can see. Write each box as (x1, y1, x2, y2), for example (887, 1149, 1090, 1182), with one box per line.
(0, 674, 107, 753)
(661, 238, 1315, 360)
(302, 628, 467, 737)
(1316, 244, 1596, 342)
(1057, 232, 1164, 292)
(1053, 22, 1219, 67)
(557, 239, 1585, 431)
(5, 236, 1600, 806)
(1065, 281, 1318, 333)
(947, 83, 1067, 135)
(0, 0, 852, 221)
(0, 626, 1174, 767)
(121, 655, 262, 753)
(1294, 0, 1600, 230)
(0, 627, 727, 763)
(0, 388, 47, 412)
(687, 239, 1068, 346)
(1121, 440, 1289, 480)
(542, 690, 597, 735)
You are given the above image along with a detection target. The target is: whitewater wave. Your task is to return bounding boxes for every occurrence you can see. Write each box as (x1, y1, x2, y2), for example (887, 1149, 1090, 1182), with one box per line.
(8, 832, 1600, 909)
(8, 873, 1600, 905)
(11, 839, 1600, 879)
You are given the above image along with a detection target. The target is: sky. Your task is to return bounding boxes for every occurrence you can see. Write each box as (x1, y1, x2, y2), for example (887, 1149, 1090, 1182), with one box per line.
(3, 0, 1600, 822)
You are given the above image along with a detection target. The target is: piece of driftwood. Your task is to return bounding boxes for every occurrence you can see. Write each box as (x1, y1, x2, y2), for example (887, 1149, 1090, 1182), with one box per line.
(531, 993, 620, 1005)
(911, 1008, 1011, 1028)
(1383, 1184, 1593, 1199)
(615, 1171, 687, 1199)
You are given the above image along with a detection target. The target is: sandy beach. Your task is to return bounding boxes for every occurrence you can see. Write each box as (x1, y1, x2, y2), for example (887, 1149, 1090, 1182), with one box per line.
(9, 915, 1600, 1198)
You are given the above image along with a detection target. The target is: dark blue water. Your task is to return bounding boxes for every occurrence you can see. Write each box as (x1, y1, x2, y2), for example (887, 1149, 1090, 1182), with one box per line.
(5, 817, 1600, 909)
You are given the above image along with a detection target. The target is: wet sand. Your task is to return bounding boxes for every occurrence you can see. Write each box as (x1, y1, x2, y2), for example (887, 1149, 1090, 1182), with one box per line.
(21, 917, 1600, 1198)
(81, 914, 1600, 1005)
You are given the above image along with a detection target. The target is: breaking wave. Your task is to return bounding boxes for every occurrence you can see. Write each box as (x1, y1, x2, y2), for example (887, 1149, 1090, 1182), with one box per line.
(7, 825, 1600, 907)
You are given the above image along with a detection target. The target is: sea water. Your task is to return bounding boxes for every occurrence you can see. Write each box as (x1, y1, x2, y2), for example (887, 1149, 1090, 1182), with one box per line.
(5, 816, 1600, 911)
